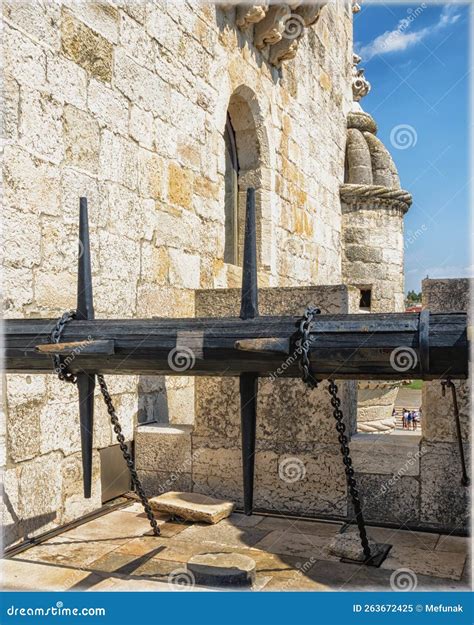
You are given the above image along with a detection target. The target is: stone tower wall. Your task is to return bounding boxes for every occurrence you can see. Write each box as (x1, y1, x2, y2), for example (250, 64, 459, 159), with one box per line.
(2, 1, 353, 546)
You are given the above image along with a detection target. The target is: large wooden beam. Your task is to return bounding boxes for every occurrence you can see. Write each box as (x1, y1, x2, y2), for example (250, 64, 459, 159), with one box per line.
(4, 312, 468, 380)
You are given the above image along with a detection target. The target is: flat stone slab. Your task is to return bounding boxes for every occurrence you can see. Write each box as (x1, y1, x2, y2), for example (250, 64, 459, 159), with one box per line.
(149, 491, 234, 524)
(187, 552, 256, 587)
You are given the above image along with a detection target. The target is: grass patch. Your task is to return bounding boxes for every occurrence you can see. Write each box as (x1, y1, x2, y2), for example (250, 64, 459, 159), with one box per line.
(406, 379, 423, 390)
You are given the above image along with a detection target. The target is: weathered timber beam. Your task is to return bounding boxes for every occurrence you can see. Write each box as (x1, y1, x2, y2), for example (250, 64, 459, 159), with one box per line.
(4, 312, 468, 380)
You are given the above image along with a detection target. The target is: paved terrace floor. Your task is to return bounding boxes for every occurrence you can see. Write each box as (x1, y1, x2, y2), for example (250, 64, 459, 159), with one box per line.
(2, 502, 471, 592)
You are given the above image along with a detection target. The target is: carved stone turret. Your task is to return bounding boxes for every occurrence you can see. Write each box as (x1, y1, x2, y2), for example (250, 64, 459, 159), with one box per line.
(341, 53, 413, 433)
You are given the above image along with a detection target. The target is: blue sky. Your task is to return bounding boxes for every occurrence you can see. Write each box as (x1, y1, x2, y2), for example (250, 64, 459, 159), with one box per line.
(353, 2, 471, 293)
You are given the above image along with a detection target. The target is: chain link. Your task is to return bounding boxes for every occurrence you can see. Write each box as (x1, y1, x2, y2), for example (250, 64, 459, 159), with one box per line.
(50, 310, 78, 384)
(296, 305, 320, 389)
(49, 311, 160, 536)
(296, 306, 372, 562)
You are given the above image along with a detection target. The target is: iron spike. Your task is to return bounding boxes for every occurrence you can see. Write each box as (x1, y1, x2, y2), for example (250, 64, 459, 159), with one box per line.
(239, 188, 259, 515)
(76, 197, 95, 499)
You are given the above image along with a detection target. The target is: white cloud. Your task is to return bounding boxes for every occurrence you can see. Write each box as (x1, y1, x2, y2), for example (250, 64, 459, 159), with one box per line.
(357, 5, 462, 61)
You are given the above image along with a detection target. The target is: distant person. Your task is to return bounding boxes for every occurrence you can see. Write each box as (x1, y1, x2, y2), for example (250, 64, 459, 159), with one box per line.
(406, 411, 413, 430)
(413, 410, 419, 431)
(402, 408, 408, 429)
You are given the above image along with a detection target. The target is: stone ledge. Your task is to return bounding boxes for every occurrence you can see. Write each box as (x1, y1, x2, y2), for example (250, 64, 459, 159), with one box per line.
(137, 424, 193, 435)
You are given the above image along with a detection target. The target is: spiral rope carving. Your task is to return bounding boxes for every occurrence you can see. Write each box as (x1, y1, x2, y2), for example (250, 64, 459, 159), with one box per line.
(340, 183, 412, 211)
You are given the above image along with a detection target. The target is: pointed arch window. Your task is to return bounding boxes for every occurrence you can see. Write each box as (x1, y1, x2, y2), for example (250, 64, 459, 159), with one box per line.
(224, 113, 239, 265)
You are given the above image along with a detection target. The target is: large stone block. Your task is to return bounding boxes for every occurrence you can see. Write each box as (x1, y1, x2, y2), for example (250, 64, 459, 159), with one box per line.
(138, 469, 192, 497)
(60, 450, 101, 524)
(350, 473, 420, 526)
(422, 278, 471, 313)
(87, 78, 128, 135)
(63, 0, 119, 43)
(135, 425, 193, 475)
(420, 441, 470, 531)
(16, 452, 63, 537)
(99, 129, 138, 190)
(7, 400, 42, 464)
(350, 433, 423, 476)
(114, 48, 169, 117)
(3, 25, 47, 90)
(120, 12, 156, 71)
(19, 89, 63, 164)
(63, 105, 100, 173)
(422, 381, 469, 443)
(61, 10, 113, 82)
(46, 52, 87, 108)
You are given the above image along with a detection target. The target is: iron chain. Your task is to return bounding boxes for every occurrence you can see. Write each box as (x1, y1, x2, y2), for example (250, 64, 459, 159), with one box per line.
(50, 310, 77, 384)
(296, 305, 320, 389)
(96, 374, 160, 535)
(297, 306, 372, 562)
(49, 311, 160, 536)
(327, 379, 372, 561)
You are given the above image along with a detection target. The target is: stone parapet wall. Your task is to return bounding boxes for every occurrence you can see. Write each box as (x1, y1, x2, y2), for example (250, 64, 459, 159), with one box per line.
(350, 279, 471, 531)
(419, 279, 471, 531)
(2, 1, 352, 546)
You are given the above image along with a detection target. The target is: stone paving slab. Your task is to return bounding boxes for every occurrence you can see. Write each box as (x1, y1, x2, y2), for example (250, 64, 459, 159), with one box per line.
(381, 545, 467, 580)
(2, 503, 470, 592)
(366, 526, 439, 550)
(253, 529, 340, 562)
(436, 535, 469, 553)
(12, 535, 123, 569)
(1, 559, 103, 591)
(58, 509, 163, 543)
(254, 516, 342, 537)
(176, 521, 270, 549)
(220, 512, 266, 528)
